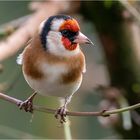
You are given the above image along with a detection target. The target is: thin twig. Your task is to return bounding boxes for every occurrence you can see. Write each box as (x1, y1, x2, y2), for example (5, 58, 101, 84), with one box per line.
(0, 15, 31, 37)
(0, 92, 140, 117)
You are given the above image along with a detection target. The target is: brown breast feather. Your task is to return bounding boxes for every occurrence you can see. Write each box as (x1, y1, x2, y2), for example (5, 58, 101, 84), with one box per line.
(61, 52, 85, 84)
(23, 35, 85, 84)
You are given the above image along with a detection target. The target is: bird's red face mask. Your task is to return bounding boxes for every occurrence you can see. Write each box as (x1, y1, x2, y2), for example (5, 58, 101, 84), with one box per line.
(59, 19, 93, 51)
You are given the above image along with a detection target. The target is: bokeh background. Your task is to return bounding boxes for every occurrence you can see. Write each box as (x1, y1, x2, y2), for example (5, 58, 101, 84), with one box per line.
(0, 1, 140, 139)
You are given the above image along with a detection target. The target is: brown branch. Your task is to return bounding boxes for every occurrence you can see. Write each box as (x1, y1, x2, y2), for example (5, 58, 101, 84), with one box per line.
(0, 15, 32, 39)
(0, 92, 102, 116)
(0, 1, 71, 61)
(0, 92, 140, 117)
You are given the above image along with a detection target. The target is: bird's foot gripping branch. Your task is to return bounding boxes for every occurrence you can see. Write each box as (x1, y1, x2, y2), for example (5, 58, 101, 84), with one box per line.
(0, 92, 140, 123)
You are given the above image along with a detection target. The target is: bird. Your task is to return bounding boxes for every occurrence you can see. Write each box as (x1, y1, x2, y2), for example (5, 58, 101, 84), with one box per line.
(17, 15, 94, 123)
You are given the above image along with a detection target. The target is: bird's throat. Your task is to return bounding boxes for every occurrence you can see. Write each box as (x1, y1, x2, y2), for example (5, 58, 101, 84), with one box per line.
(62, 37, 77, 51)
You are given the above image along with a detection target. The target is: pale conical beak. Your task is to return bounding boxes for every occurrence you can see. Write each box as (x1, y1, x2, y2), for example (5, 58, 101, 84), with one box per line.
(73, 32, 94, 46)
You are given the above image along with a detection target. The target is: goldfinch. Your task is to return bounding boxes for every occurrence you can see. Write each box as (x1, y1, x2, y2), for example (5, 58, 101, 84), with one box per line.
(17, 15, 94, 123)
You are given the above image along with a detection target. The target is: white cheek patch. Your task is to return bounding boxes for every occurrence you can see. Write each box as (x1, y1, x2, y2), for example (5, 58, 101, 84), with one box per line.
(47, 31, 66, 56)
(47, 31, 62, 50)
(51, 19, 64, 31)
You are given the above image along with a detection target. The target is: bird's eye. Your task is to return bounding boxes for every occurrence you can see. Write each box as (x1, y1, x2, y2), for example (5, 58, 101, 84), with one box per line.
(61, 29, 78, 37)
(60, 29, 79, 42)
(61, 30, 69, 36)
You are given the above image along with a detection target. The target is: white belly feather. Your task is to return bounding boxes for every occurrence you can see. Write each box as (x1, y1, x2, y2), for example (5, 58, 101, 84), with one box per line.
(23, 62, 82, 98)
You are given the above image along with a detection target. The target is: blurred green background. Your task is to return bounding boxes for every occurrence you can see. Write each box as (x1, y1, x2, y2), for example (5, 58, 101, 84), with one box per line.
(0, 1, 140, 139)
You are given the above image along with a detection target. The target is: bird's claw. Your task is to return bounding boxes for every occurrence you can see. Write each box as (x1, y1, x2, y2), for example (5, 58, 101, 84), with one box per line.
(55, 106, 67, 123)
(18, 92, 37, 113)
(18, 99, 33, 113)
